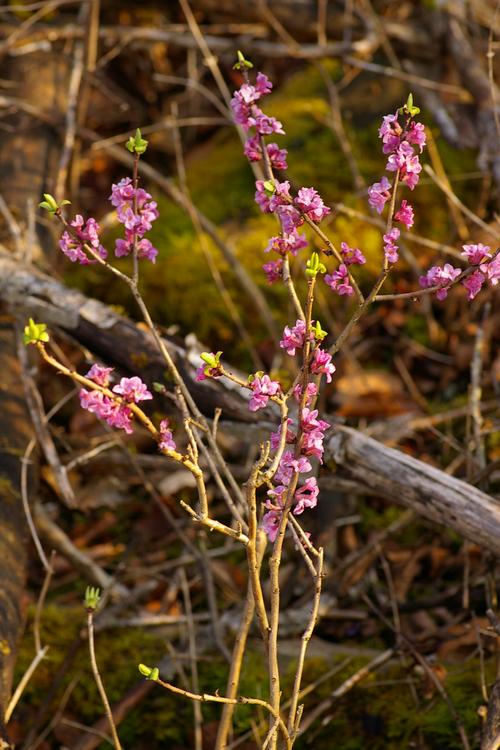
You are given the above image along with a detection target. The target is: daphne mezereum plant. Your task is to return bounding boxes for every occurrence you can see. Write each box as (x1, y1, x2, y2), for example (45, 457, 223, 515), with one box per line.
(26, 51, 499, 749)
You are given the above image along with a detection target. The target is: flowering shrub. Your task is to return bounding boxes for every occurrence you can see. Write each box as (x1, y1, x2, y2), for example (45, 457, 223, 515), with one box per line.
(27, 52, 498, 750)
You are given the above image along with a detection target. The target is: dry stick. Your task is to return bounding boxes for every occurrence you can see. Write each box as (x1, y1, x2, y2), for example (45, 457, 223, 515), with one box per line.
(17, 337, 77, 508)
(245, 458, 271, 643)
(363, 595, 471, 750)
(334, 201, 463, 260)
(424, 164, 499, 238)
(179, 568, 203, 750)
(487, 0, 500, 142)
(87, 608, 123, 750)
(0, 193, 22, 257)
(299, 648, 395, 734)
(287, 548, 324, 739)
(152, 675, 292, 750)
(54, 37, 84, 202)
(4, 557, 54, 724)
(215, 572, 259, 749)
(425, 127, 468, 240)
(170, 103, 263, 371)
(470, 303, 489, 477)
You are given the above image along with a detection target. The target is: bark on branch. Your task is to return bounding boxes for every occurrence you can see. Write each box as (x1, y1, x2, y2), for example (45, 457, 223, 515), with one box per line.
(2, 254, 500, 555)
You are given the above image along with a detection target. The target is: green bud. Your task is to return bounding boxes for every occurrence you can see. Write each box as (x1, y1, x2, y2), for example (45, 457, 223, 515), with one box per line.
(23, 318, 49, 345)
(84, 586, 101, 611)
(233, 50, 254, 70)
(138, 663, 159, 680)
(126, 128, 148, 155)
(399, 93, 420, 118)
(263, 180, 275, 196)
(312, 320, 328, 341)
(39, 194, 70, 215)
(305, 252, 326, 278)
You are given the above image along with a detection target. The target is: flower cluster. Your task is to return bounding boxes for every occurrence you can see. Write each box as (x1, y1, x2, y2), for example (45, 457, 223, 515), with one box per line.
(419, 244, 499, 301)
(248, 374, 281, 411)
(79, 365, 152, 435)
(110, 177, 159, 262)
(158, 418, 177, 453)
(323, 242, 366, 298)
(365, 99, 426, 266)
(59, 215, 107, 265)
(231, 71, 331, 283)
(261, 321, 333, 541)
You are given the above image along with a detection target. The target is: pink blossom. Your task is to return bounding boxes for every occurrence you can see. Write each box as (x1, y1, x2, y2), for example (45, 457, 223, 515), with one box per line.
(419, 263, 461, 300)
(386, 141, 414, 171)
(115, 237, 158, 262)
(301, 429, 326, 462)
(159, 418, 176, 452)
(261, 510, 281, 542)
(255, 180, 272, 212)
(292, 382, 318, 406)
(86, 364, 113, 387)
(310, 348, 336, 383)
(248, 109, 285, 136)
(265, 230, 308, 256)
(324, 264, 354, 296)
(368, 177, 391, 214)
(79, 389, 133, 434)
(275, 451, 312, 486)
(461, 243, 491, 265)
(243, 134, 261, 161)
(394, 200, 414, 229)
(270, 419, 295, 451)
(255, 72, 273, 96)
(294, 187, 330, 223)
(406, 121, 426, 152)
(378, 113, 403, 154)
(275, 204, 302, 233)
(266, 143, 288, 170)
(268, 180, 292, 212)
(279, 319, 308, 356)
(340, 242, 366, 266)
(383, 228, 400, 264)
(294, 477, 319, 515)
(112, 376, 152, 403)
(262, 258, 283, 283)
(462, 270, 486, 300)
(248, 374, 281, 412)
(301, 408, 330, 434)
(481, 254, 500, 285)
(266, 484, 287, 509)
(59, 215, 107, 265)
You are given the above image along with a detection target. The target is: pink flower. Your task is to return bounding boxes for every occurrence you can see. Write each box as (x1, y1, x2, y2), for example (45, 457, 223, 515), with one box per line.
(324, 264, 354, 296)
(266, 143, 288, 170)
(462, 270, 485, 300)
(340, 242, 366, 266)
(244, 134, 261, 161)
(406, 121, 426, 152)
(255, 180, 272, 212)
(378, 113, 403, 154)
(481, 254, 500, 285)
(255, 72, 273, 96)
(292, 382, 318, 406)
(461, 243, 491, 265)
(261, 510, 281, 542)
(368, 177, 391, 214)
(294, 477, 319, 515)
(383, 228, 400, 264)
(275, 451, 312, 486)
(419, 263, 461, 300)
(279, 319, 308, 356)
(270, 419, 295, 451)
(310, 348, 336, 383)
(301, 408, 330, 434)
(59, 215, 107, 265)
(301, 429, 326, 462)
(159, 418, 176, 452)
(248, 374, 281, 411)
(262, 258, 283, 283)
(249, 109, 285, 136)
(86, 364, 113, 387)
(112, 376, 152, 403)
(79, 389, 133, 434)
(265, 230, 308, 256)
(294, 187, 330, 223)
(394, 200, 414, 229)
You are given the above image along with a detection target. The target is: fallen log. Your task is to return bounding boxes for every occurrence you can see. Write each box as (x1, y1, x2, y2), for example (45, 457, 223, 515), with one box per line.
(2, 255, 500, 555)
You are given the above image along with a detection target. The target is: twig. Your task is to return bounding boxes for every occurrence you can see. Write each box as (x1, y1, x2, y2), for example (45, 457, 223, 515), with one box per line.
(87, 607, 123, 750)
